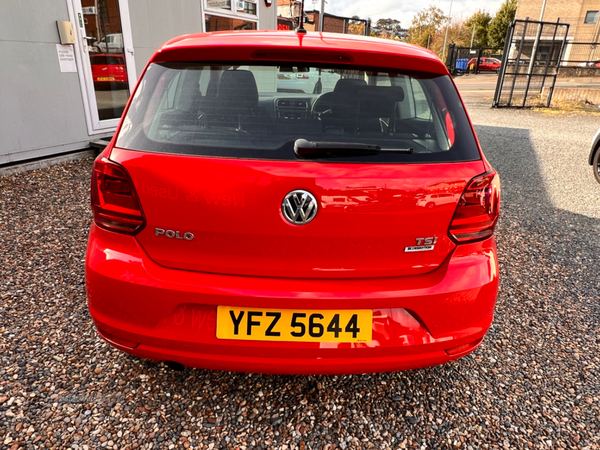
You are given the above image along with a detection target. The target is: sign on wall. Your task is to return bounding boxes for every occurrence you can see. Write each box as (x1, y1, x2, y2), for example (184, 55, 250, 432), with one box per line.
(56, 44, 77, 72)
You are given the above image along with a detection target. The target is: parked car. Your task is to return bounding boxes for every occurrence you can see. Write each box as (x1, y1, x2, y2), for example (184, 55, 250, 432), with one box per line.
(468, 57, 502, 72)
(90, 54, 127, 88)
(86, 30, 501, 375)
(578, 59, 600, 67)
(277, 67, 340, 94)
(416, 192, 458, 209)
(589, 127, 600, 183)
(93, 33, 124, 54)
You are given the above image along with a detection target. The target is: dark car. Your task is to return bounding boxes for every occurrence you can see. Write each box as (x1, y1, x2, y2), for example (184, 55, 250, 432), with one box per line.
(589, 127, 600, 183)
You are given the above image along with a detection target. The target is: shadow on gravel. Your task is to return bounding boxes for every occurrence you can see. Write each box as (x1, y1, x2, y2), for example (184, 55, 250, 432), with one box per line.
(104, 124, 599, 447)
(2, 136, 600, 449)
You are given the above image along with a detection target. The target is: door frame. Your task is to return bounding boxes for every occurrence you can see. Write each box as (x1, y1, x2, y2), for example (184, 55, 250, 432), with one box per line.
(66, 0, 137, 135)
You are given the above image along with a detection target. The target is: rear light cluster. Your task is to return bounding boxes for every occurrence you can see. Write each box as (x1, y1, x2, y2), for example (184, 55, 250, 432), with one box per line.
(449, 170, 500, 243)
(91, 157, 145, 235)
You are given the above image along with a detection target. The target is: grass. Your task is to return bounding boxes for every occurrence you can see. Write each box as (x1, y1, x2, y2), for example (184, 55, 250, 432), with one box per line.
(533, 97, 600, 115)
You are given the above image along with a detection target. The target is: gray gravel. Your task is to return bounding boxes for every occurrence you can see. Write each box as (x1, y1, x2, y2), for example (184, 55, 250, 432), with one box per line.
(1, 104, 600, 449)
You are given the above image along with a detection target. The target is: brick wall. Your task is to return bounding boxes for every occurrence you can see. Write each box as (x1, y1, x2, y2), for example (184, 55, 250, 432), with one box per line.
(516, 0, 583, 23)
(308, 12, 348, 33)
(515, 0, 600, 64)
(515, 0, 600, 41)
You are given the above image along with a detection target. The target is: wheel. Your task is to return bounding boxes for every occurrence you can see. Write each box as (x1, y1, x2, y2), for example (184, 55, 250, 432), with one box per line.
(593, 148, 600, 184)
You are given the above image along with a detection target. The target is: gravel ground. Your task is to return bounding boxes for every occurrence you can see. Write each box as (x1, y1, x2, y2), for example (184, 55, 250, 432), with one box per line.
(1, 104, 600, 449)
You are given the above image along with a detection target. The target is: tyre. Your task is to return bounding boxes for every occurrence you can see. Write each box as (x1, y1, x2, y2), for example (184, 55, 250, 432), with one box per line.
(593, 148, 600, 184)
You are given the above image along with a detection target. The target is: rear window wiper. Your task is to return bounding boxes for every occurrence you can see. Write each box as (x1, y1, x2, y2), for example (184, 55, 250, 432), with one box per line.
(294, 139, 413, 159)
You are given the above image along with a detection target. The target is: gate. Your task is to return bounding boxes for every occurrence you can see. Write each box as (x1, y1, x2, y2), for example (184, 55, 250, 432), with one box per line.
(493, 19, 570, 108)
(446, 45, 482, 75)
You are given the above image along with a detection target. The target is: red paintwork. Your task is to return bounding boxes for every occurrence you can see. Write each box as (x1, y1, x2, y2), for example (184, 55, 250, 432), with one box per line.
(85, 31, 500, 374)
(154, 31, 449, 75)
(91, 54, 127, 84)
(86, 222, 498, 374)
(468, 57, 501, 72)
(111, 148, 485, 279)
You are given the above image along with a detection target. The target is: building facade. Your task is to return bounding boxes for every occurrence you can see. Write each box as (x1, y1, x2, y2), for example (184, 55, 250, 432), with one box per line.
(515, 0, 600, 63)
(0, 0, 276, 165)
(276, 0, 369, 35)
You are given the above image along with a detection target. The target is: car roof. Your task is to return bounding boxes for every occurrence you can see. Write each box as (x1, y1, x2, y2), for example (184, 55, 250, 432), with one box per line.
(151, 31, 448, 75)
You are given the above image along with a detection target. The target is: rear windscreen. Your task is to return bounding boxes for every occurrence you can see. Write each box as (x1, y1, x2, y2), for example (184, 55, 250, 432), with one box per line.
(116, 62, 480, 163)
(90, 56, 123, 65)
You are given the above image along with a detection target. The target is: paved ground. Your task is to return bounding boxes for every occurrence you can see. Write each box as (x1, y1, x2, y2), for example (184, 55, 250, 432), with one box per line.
(1, 100, 600, 449)
(454, 72, 600, 97)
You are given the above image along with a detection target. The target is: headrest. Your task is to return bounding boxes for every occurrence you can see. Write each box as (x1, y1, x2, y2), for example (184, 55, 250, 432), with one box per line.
(218, 70, 259, 108)
(333, 78, 367, 91)
(178, 72, 202, 113)
(356, 86, 405, 103)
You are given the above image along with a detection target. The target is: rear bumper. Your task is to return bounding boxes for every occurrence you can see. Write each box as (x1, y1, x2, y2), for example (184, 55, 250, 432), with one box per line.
(85, 224, 499, 375)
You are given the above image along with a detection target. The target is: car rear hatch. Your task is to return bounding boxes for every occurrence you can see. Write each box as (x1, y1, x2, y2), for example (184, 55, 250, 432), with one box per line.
(111, 149, 483, 278)
(109, 56, 486, 279)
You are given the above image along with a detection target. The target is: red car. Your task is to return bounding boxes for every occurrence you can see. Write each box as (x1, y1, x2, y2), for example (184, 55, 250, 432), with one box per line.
(468, 57, 502, 72)
(86, 31, 500, 375)
(90, 53, 128, 86)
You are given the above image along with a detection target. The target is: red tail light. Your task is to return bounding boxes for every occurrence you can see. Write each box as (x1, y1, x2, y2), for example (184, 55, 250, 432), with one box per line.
(91, 157, 145, 234)
(449, 170, 500, 243)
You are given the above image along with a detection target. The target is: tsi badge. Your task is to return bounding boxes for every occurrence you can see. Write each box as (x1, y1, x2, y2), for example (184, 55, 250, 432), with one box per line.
(155, 228, 194, 241)
(405, 237, 437, 253)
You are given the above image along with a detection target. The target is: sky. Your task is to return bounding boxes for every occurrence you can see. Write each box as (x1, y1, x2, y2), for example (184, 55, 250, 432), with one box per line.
(307, 0, 506, 27)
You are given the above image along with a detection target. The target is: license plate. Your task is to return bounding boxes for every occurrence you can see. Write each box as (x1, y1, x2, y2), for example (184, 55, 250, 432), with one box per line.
(97, 77, 115, 81)
(216, 306, 372, 343)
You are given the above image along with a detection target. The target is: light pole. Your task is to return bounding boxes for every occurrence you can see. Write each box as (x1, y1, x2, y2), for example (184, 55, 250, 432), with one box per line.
(319, 0, 325, 32)
(441, 0, 454, 63)
(527, 0, 547, 74)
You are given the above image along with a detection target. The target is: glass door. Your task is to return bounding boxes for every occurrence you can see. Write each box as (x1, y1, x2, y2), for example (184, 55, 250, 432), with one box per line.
(68, 0, 137, 134)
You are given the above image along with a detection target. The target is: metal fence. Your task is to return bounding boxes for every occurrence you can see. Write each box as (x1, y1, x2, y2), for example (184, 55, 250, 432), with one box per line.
(445, 45, 504, 76)
(555, 16, 600, 67)
(493, 19, 570, 108)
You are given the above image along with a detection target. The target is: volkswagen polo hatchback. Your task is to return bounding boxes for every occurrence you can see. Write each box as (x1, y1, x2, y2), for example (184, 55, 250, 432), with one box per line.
(85, 31, 500, 375)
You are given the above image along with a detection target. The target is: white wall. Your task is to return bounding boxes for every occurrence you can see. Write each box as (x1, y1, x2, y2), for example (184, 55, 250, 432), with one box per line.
(128, 0, 204, 75)
(128, 0, 278, 74)
(0, 0, 279, 165)
(0, 1, 106, 165)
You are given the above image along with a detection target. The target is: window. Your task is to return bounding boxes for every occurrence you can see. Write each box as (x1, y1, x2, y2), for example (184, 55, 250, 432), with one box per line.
(584, 10, 598, 24)
(205, 16, 257, 31)
(204, 0, 258, 32)
(116, 63, 481, 163)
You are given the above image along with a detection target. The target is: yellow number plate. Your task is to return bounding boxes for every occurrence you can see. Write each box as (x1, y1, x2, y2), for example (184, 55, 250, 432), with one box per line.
(97, 77, 115, 81)
(216, 306, 372, 343)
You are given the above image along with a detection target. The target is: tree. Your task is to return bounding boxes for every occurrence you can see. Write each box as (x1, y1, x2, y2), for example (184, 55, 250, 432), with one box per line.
(488, 0, 517, 49)
(428, 17, 472, 57)
(372, 18, 404, 40)
(406, 6, 446, 49)
(347, 15, 365, 36)
(465, 10, 492, 48)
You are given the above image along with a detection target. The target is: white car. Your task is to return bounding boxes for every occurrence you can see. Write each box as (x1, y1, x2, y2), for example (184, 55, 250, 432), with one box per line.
(416, 192, 458, 209)
(94, 33, 124, 54)
(277, 67, 339, 94)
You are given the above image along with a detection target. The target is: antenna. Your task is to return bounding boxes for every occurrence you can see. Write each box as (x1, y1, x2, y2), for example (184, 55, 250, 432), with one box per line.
(295, 0, 307, 34)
